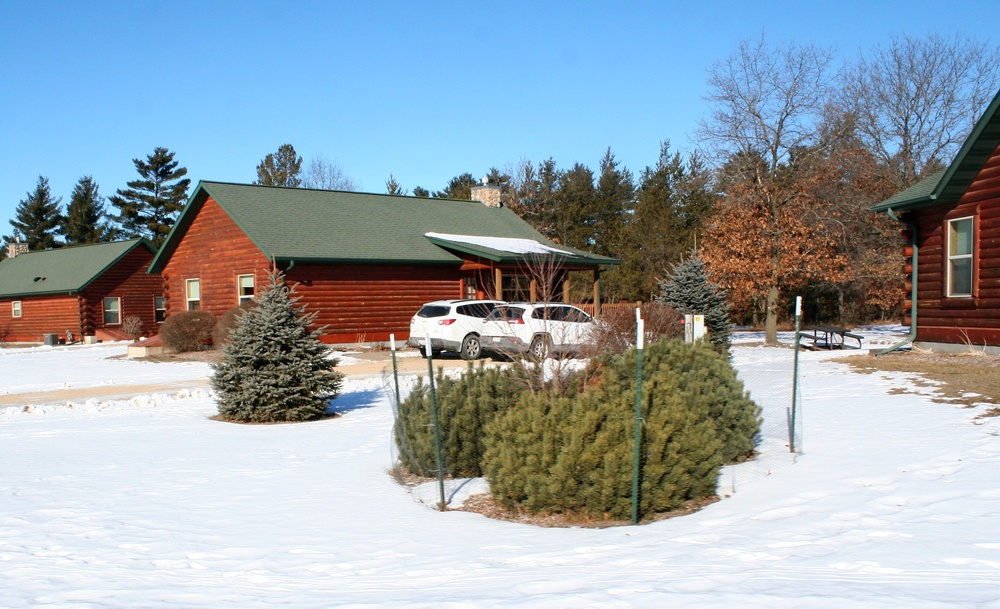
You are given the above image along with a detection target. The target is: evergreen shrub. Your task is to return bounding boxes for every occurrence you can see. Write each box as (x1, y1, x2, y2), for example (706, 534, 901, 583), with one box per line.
(396, 363, 526, 477)
(482, 338, 760, 521)
(160, 310, 216, 352)
(211, 271, 343, 423)
(658, 252, 733, 354)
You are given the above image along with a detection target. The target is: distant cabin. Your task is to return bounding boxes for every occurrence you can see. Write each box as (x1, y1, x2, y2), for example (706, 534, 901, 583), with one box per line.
(148, 181, 618, 344)
(873, 87, 1000, 353)
(0, 239, 161, 343)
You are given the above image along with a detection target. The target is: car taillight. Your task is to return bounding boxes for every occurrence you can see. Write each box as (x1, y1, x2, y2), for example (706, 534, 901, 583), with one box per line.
(509, 318, 524, 324)
(438, 319, 457, 326)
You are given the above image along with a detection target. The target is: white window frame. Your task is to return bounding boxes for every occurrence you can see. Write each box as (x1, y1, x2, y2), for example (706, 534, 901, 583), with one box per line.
(154, 296, 167, 323)
(946, 217, 974, 298)
(103, 297, 122, 325)
(186, 279, 201, 311)
(237, 274, 255, 305)
(12, 301, 22, 318)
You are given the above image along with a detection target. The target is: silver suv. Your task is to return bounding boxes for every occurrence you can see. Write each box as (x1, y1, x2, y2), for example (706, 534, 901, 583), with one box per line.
(407, 299, 503, 360)
(480, 303, 597, 359)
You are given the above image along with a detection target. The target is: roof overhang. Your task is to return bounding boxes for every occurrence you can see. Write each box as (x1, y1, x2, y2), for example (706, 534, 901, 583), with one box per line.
(424, 232, 620, 267)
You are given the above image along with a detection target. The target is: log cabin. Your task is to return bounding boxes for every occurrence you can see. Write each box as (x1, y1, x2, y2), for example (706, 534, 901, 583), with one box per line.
(0, 239, 161, 343)
(147, 180, 618, 344)
(872, 88, 1000, 353)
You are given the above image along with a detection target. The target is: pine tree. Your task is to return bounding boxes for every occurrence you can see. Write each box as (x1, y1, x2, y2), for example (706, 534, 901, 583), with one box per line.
(593, 148, 635, 258)
(8, 176, 64, 250)
(254, 144, 302, 187)
(433, 173, 478, 199)
(211, 269, 344, 423)
(385, 174, 405, 195)
(109, 147, 190, 246)
(658, 252, 733, 354)
(552, 163, 596, 249)
(63, 176, 115, 244)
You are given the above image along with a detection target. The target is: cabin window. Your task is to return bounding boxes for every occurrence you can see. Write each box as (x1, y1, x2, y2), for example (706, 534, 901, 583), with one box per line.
(947, 217, 974, 297)
(103, 297, 121, 325)
(237, 274, 255, 304)
(12, 301, 22, 318)
(154, 297, 167, 323)
(186, 279, 201, 310)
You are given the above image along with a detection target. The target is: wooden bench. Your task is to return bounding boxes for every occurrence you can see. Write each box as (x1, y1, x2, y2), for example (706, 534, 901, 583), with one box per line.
(798, 325, 863, 350)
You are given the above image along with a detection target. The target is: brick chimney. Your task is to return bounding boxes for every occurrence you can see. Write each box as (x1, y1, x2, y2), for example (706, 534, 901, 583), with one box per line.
(470, 175, 502, 208)
(6, 241, 28, 258)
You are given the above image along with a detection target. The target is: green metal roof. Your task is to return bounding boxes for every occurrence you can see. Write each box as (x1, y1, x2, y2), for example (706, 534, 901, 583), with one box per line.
(873, 88, 1000, 213)
(150, 181, 617, 272)
(0, 239, 155, 298)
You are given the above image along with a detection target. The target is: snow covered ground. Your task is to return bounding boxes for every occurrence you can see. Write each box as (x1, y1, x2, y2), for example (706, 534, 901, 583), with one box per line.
(1, 330, 999, 608)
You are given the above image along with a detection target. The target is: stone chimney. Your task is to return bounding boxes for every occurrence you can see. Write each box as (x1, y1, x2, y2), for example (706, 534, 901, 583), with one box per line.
(6, 240, 28, 258)
(470, 175, 502, 208)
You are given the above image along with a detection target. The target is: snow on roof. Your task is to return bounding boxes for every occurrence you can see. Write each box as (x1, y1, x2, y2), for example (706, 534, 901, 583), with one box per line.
(424, 232, 573, 256)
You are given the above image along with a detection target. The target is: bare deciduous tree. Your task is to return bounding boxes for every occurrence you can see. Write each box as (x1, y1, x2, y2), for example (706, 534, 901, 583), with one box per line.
(698, 35, 836, 345)
(302, 155, 356, 191)
(840, 33, 1000, 188)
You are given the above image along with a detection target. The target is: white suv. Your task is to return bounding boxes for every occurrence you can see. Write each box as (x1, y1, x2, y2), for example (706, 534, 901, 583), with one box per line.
(480, 303, 597, 359)
(407, 299, 503, 360)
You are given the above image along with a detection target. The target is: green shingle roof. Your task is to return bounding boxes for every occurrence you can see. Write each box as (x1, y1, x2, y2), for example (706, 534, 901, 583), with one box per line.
(872, 88, 1000, 213)
(0, 239, 154, 298)
(150, 181, 618, 272)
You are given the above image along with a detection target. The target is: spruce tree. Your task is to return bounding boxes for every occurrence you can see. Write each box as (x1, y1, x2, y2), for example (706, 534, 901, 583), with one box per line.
(211, 269, 343, 423)
(109, 147, 190, 246)
(658, 252, 733, 354)
(63, 176, 115, 244)
(8, 176, 64, 250)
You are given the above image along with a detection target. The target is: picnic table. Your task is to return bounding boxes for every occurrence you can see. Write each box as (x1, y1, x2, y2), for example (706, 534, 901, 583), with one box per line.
(798, 325, 863, 350)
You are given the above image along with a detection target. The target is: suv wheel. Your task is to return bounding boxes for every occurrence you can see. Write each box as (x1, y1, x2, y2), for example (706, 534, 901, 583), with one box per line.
(528, 335, 551, 361)
(460, 334, 482, 360)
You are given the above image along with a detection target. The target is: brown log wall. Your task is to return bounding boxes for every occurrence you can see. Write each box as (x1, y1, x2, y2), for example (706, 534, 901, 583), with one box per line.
(80, 245, 161, 338)
(288, 264, 461, 343)
(161, 197, 271, 319)
(904, 142, 1000, 346)
(0, 294, 80, 343)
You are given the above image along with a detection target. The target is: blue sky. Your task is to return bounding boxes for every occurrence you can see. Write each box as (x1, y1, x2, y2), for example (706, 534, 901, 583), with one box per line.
(1, 1, 998, 231)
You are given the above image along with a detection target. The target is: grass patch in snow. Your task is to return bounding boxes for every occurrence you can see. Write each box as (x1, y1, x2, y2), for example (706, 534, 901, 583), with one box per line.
(836, 350, 1000, 412)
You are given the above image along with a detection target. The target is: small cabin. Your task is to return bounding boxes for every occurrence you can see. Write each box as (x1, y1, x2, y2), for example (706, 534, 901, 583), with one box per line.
(0, 239, 162, 343)
(873, 88, 1000, 353)
(148, 181, 618, 344)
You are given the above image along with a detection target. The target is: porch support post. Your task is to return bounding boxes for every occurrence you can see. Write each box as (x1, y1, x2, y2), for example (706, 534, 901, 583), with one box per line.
(494, 267, 503, 300)
(593, 269, 601, 318)
(530, 278, 538, 302)
(563, 274, 571, 303)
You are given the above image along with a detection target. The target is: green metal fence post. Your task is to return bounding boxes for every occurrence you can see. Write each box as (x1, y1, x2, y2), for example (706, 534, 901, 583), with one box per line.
(790, 296, 802, 453)
(425, 332, 446, 509)
(631, 309, 645, 525)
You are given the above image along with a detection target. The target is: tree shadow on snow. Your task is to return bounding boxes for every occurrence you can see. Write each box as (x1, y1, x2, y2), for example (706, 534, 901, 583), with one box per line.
(327, 388, 382, 415)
